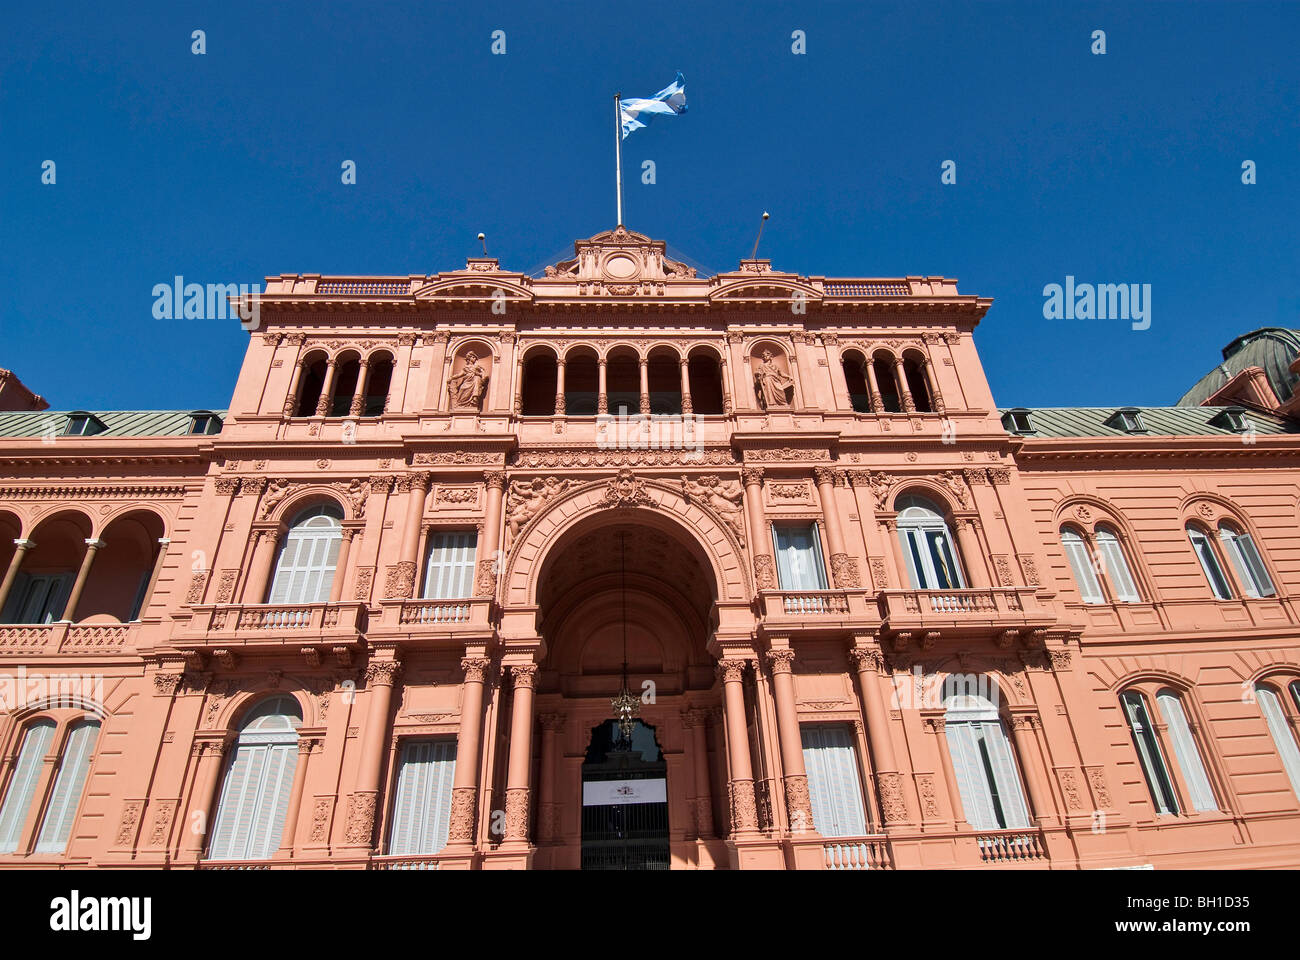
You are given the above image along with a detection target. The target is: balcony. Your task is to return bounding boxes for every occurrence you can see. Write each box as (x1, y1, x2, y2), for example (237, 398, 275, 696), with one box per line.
(0, 621, 136, 656)
(821, 837, 893, 870)
(757, 589, 880, 635)
(975, 829, 1048, 864)
(877, 587, 1054, 639)
(368, 596, 495, 644)
(171, 602, 367, 659)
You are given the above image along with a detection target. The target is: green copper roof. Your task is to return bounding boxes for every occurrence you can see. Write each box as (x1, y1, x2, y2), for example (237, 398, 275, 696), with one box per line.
(1000, 406, 1299, 439)
(1177, 328, 1300, 407)
(0, 410, 226, 439)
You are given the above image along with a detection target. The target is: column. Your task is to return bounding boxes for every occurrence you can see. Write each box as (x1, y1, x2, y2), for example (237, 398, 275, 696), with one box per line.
(894, 357, 915, 413)
(553, 357, 566, 416)
(766, 650, 814, 833)
(864, 359, 884, 413)
(679, 357, 693, 414)
(596, 358, 608, 414)
(814, 467, 854, 588)
(718, 659, 759, 837)
(923, 357, 946, 414)
(392, 473, 430, 599)
(537, 713, 564, 843)
(328, 529, 357, 602)
(476, 472, 506, 597)
(278, 736, 317, 855)
(742, 468, 774, 590)
(314, 359, 339, 417)
(954, 518, 990, 588)
(884, 518, 912, 589)
(181, 739, 228, 859)
(0, 539, 35, 615)
(924, 715, 968, 828)
(823, 337, 850, 411)
(1009, 712, 1056, 827)
(282, 360, 306, 417)
(348, 358, 372, 417)
(243, 529, 281, 604)
(686, 709, 715, 838)
(137, 537, 171, 616)
(849, 645, 909, 828)
(503, 663, 538, 844)
(638, 357, 650, 415)
(62, 538, 104, 622)
(345, 657, 401, 849)
(719, 358, 733, 415)
(447, 656, 491, 847)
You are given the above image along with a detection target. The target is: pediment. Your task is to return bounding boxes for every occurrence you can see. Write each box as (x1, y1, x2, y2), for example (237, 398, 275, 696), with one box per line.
(541, 226, 697, 282)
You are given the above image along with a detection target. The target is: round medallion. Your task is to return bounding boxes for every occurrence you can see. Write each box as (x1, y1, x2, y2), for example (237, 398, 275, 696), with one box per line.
(603, 253, 639, 280)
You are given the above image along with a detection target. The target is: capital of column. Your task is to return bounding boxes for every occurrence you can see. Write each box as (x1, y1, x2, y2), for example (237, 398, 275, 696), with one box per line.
(510, 663, 538, 690)
(848, 645, 886, 674)
(364, 659, 402, 687)
(716, 658, 748, 684)
(813, 466, 837, 487)
(765, 649, 796, 675)
(483, 471, 506, 490)
(539, 712, 566, 732)
(460, 656, 491, 683)
(741, 467, 765, 487)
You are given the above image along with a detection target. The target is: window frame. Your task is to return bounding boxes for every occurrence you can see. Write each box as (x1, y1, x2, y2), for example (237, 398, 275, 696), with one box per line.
(421, 529, 478, 600)
(1120, 684, 1222, 819)
(770, 522, 830, 591)
(800, 723, 869, 837)
(0, 712, 102, 858)
(265, 504, 345, 605)
(897, 497, 965, 591)
(1187, 525, 1234, 600)
(1255, 681, 1300, 803)
(1217, 523, 1275, 599)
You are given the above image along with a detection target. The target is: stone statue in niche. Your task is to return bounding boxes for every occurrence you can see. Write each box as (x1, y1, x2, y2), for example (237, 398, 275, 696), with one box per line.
(447, 351, 489, 410)
(753, 350, 795, 410)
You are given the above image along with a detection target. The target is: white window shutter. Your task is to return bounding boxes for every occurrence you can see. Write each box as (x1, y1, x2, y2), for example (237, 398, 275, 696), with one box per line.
(1062, 531, 1105, 603)
(34, 721, 100, 853)
(423, 532, 478, 600)
(1157, 692, 1218, 813)
(1256, 687, 1300, 802)
(773, 525, 828, 590)
(977, 720, 1031, 829)
(0, 721, 56, 853)
(1188, 528, 1233, 600)
(1220, 529, 1261, 598)
(267, 508, 343, 604)
(1095, 530, 1140, 602)
(388, 739, 458, 855)
(945, 721, 998, 829)
(800, 724, 867, 837)
(1121, 692, 1178, 815)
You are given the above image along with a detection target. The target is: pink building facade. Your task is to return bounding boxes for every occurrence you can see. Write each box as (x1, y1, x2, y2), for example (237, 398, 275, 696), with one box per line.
(0, 228, 1298, 870)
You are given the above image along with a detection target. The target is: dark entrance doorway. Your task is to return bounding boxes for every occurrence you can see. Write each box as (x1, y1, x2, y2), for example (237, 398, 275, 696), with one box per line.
(581, 719, 670, 870)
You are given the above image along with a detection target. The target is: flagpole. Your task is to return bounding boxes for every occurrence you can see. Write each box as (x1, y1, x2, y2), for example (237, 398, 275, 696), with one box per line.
(614, 92, 624, 227)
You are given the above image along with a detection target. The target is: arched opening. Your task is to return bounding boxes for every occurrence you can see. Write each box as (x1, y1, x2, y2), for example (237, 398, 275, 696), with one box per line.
(942, 685, 1031, 831)
(266, 503, 344, 604)
(903, 354, 932, 413)
(0, 512, 21, 596)
(364, 353, 394, 416)
(564, 349, 599, 416)
(330, 354, 361, 417)
(872, 355, 901, 413)
(687, 349, 725, 415)
(895, 494, 964, 590)
(842, 351, 871, 413)
(520, 351, 558, 417)
(647, 348, 681, 415)
(3, 511, 91, 623)
(295, 353, 328, 417)
(604, 348, 639, 415)
(581, 719, 669, 870)
(79, 510, 165, 622)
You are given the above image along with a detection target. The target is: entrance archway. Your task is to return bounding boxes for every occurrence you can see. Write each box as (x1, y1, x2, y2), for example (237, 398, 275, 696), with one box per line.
(581, 720, 669, 870)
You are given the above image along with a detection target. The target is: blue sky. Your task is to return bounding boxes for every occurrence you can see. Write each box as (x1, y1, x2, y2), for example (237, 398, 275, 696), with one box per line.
(2, 1, 1297, 412)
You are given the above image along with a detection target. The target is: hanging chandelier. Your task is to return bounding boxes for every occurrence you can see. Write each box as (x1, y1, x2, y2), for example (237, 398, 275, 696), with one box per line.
(611, 531, 640, 743)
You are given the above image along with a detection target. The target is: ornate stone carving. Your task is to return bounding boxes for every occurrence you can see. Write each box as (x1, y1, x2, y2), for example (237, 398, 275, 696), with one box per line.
(765, 649, 796, 675)
(717, 659, 747, 684)
(784, 774, 814, 833)
(830, 553, 861, 588)
(728, 779, 758, 832)
(869, 558, 888, 590)
(597, 469, 655, 508)
(1019, 553, 1041, 587)
(185, 572, 208, 605)
(988, 466, 1012, 485)
(153, 672, 183, 695)
(344, 792, 377, 845)
(504, 787, 530, 840)
(753, 349, 795, 410)
(1059, 769, 1083, 811)
(214, 476, 241, 496)
(383, 561, 417, 599)
(310, 798, 332, 842)
(215, 569, 239, 604)
(461, 657, 491, 683)
(364, 659, 402, 686)
(149, 801, 175, 845)
(992, 555, 1015, 587)
(447, 350, 490, 410)
(116, 800, 144, 847)
(868, 472, 893, 512)
(918, 775, 940, 819)
(353, 566, 374, 600)
(938, 470, 971, 509)
(448, 786, 478, 842)
(260, 478, 292, 519)
(505, 476, 570, 543)
(510, 663, 538, 689)
(474, 558, 497, 597)
(754, 554, 776, 589)
(877, 771, 908, 823)
(680, 474, 745, 545)
(1048, 649, 1072, 671)
(1086, 767, 1113, 808)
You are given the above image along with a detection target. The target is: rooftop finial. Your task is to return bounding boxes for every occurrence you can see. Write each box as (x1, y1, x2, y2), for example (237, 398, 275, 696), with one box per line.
(750, 211, 770, 260)
(477, 233, 488, 256)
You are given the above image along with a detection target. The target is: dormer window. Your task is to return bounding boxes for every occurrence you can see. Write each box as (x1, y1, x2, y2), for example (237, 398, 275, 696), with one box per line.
(188, 411, 223, 435)
(1002, 409, 1034, 434)
(64, 412, 106, 437)
(1210, 407, 1249, 433)
(1107, 408, 1146, 433)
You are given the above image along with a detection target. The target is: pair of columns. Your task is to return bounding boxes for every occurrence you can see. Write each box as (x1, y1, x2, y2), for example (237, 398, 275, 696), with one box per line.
(858, 355, 944, 415)
(742, 467, 858, 590)
(0, 535, 121, 623)
(552, 356, 697, 417)
(283, 357, 377, 419)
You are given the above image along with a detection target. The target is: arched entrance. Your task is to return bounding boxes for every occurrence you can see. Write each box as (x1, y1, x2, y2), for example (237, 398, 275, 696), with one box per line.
(581, 719, 669, 870)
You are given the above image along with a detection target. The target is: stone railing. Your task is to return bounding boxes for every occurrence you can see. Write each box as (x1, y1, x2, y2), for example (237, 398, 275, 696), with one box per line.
(822, 837, 893, 870)
(316, 279, 413, 296)
(975, 829, 1047, 864)
(368, 854, 445, 870)
(373, 596, 493, 634)
(0, 622, 135, 655)
(758, 589, 876, 624)
(877, 587, 1047, 630)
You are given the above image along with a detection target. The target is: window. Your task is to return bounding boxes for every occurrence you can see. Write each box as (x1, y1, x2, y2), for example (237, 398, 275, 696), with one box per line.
(267, 504, 344, 604)
(943, 692, 1031, 830)
(1155, 691, 1217, 813)
(771, 523, 828, 590)
(63, 413, 105, 437)
(422, 531, 477, 599)
(1095, 527, 1141, 602)
(1255, 685, 1300, 802)
(897, 497, 964, 590)
(800, 724, 868, 837)
(0, 720, 56, 853)
(1106, 409, 1146, 433)
(34, 721, 100, 853)
(388, 739, 457, 855)
(1218, 524, 1274, 598)
(188, 412, 223, 435)
(1002, 409, 1033, 434)
(1121, 692, 1179, 815)
(1210, 407, 1249, 433)
(0, 573, 72, 624)
(1188, 526, 1233, 600)
(208, 696, 302, 861)
(1061, 529, 1104, 604)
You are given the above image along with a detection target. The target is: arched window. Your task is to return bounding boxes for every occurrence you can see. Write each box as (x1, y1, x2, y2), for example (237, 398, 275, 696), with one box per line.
(329, 356, 361, 417)
(872, 356, 901, 413)
(903, 357, 932, 413)
(841, 354, 870, 413)
(1155, 690, 1217, 812)
(897, 496, 964, 590)
(1120, 691, 1179, 815)
(294, 355, 328, 417)
(1095, 526, 1140, 602)
(1061, 528, 1104, 604)
(388, 739, 457, 855)
(364, 354, 394, 416)
(800, 724, 868, 837)
(0, 720, 56, 853)
(1187, 525, 1233, 600)
(34, 720, 100, 853)
(563, 352, 599, 416)
(267, 504, 343, 604)
(208, 695, 302, 861)
(520, 353, 558, 417)
(1218, 523, 1274, 598)
(1120, 688, 1218, 816)
(687, 351, 725, 415)
(942, 691, 1031, 830)
(1255, 684, 1300, 802)
(647, 350, 682, 415)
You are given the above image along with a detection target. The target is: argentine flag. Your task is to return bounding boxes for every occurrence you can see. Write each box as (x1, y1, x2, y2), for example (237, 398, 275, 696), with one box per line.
(620, 73, 687, 139)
